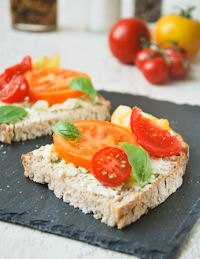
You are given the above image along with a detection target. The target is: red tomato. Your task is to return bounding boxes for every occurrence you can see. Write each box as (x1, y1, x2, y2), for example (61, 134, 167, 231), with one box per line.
(1, 55, 32, 85)
(169, 58, 190, 80)
(141, 56, 169, 84)
(164, 46, 187, 59)
(0, 74, 7, 90)
(130, 107, 183, 157)
(0, 75, 29, 103)
(135, 48, 161, 69)
(109, 18, 151, 64)
(164, 48, 190, 79)
(21, 55, 32, 70)
(91, 147, 131, 186)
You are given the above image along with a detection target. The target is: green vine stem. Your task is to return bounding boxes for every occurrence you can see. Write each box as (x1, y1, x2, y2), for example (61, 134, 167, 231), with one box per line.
(179, 6, 195, 19)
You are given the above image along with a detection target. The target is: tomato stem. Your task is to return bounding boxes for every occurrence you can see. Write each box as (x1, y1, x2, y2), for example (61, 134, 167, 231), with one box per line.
(179, 6, 195, 19)
(159, 39, 179, 48)
(140, 37, 161, 50)
(140, 37, 150, 48)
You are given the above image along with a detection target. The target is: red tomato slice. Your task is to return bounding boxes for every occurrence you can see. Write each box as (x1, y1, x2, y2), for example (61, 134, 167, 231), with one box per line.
(53, 120, 137, 169)
(0, 75, 29, 103)
(25, 69, 90, 105)
(0, 56, 32, 102)
(1, 55, 32, 87)
(91, 147, 131, 186)
(130, 107, 183, 157)
(0, 73, 7, 90)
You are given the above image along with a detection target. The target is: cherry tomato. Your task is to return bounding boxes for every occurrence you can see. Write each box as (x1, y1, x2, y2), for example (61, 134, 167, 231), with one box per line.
(135, 48, 161, 69)
(91, 147, 131, 186)
(141, 56, 169, 84)
(0, 75, 29, 103)
(164, 47, 190, 79)
(168, 58, 190, 80)
(53, 120, 137, 169)
(109, 18, 151, 64)
(164, 46, 187, 59)
(130, 107, 183, 157)
(25, 69, 90, 105)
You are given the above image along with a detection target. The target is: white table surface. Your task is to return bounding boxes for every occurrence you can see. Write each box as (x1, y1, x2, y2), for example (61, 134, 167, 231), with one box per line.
(1, 1, 200, 259)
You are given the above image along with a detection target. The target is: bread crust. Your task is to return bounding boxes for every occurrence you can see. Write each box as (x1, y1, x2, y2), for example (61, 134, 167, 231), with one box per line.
(116, 133, 189, 228)
(0, 95, 110, 144)
(21, 134, 189, 229)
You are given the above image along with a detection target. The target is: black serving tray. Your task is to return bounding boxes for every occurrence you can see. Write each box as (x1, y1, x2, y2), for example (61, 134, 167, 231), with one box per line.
(0, 91, 200, 259)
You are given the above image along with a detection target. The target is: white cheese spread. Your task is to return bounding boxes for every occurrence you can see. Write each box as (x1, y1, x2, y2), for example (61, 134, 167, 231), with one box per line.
(34, 144, 176, 196)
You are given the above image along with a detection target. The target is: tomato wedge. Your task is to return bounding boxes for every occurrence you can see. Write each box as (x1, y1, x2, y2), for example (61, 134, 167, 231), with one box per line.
(53, 120, 137, 169)
(25, 69, 90, 105)
(0, 75, 29, 103)
(0, 56, 32, 89)
(130, 107, 183, 157)
(91, 147, 131, 186)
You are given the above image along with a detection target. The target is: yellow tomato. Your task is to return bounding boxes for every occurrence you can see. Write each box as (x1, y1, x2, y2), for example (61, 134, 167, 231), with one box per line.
(33, 54, 60, 69)
(153, 14, 200, 57)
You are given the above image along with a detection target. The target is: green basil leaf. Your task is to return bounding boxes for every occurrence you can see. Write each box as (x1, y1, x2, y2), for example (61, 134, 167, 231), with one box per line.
(0, 105, 28, 124)
(119, 142, 152, 188)
(69, 77, 97, 100)
(52, 120, 81, 140)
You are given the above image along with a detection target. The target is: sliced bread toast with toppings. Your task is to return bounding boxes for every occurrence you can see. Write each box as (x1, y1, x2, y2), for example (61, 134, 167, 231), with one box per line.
(22, 125, 189, 229)
(0, 95, 110, 144)
(0, 55, 110, 144)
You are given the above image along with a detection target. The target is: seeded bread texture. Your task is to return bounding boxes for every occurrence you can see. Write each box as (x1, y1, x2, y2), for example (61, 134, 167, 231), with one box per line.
(22, 135, 189, 229)
(0, 95, 110, 144)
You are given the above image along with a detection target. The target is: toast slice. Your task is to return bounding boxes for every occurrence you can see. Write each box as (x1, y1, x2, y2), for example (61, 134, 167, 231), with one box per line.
(0, 95, 110, 144)
(22, 134, 188, 229)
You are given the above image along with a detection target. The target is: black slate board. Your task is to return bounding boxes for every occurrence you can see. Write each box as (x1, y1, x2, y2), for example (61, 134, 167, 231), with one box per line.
(0, 91, 200, 259)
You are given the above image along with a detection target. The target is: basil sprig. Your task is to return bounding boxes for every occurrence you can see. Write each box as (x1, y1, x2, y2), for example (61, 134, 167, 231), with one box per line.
(119, 142, 152, 188)
(69, 77, 97, 100)
(52, 120, 81, 140)
(0, 105, 28, 124)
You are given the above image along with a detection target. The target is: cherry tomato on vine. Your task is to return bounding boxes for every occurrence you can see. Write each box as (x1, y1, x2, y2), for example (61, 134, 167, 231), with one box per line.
(140, 56, 169, 85)
(168, 58, 190, 80)
(164, 46, 187, 59)
(135, 48, 161, 69)
(164, 47, 190, 79)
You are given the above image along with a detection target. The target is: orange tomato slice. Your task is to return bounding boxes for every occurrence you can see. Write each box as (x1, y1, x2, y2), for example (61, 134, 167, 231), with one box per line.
(25, 69, 90, 105)
(53, 120, 137, 169)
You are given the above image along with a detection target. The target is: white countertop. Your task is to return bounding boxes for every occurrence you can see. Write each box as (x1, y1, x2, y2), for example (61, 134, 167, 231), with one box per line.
(1, 1, 200, 259)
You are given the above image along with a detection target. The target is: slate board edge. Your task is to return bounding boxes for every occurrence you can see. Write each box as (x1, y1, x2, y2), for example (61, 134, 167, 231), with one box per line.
(0, 197, 200, 259)
(99, 90, 200, 110)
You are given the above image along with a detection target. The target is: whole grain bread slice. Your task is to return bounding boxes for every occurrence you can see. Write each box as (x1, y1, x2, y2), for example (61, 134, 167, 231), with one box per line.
(0, 95, 110, 144)
(21, 134, 189, 229)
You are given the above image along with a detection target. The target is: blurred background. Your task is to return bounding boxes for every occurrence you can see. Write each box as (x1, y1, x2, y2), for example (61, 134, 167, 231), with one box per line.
(1, 0, 200, 105)
(7, 0, 200, 31)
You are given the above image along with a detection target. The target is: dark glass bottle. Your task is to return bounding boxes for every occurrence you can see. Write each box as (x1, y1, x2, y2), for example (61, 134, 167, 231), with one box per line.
(10, 0, 57, 32)
(135, 0, 162, 22)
